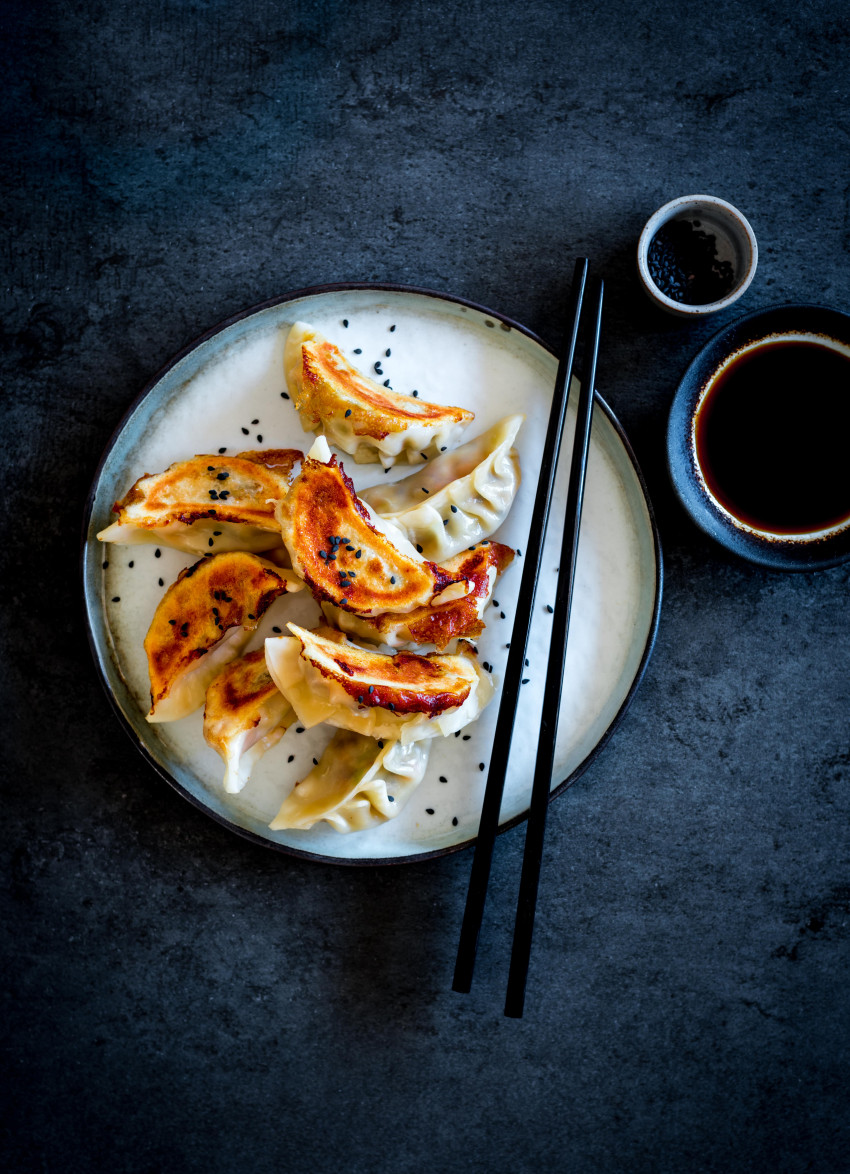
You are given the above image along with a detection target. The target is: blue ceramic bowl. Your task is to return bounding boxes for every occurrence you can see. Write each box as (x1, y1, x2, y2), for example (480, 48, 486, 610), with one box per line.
(667, 303, 850, 571)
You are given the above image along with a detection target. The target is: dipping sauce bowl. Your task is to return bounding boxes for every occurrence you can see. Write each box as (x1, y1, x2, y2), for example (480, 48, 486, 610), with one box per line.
(667, 303, 850, 570)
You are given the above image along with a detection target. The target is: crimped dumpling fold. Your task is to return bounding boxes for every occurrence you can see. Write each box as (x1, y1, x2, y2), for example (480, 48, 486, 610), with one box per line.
(284, 322, 474, 466)
(144, 552, 303, 723)
(275, 439, 471, 617)
(264, 624, 494, 744)
(360, 415, 523, 561)
(321, 541, 515, 650)
(98, 450, 302, 554)
(269, 731, 431, 833)
(203, 649, 294, 793)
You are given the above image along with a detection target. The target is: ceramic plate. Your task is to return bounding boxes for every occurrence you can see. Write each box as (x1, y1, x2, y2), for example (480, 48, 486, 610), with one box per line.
(82, 284, 662, 864)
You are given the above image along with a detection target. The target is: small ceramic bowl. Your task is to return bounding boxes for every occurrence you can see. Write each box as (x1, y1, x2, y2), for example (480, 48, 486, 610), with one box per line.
(667, 303, 850, 571)
(638, 194, 758, 319)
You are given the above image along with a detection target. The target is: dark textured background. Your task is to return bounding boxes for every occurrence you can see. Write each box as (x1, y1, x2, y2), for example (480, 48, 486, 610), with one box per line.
(3, 1, 849, 1171)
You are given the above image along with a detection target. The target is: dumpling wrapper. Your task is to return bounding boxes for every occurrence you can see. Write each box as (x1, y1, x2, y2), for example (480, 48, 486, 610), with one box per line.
(321, 541, 515, 650)
(284, 322, 474, 466)
(145, 551, 303, 723)
(97, 449, 302, 554)
(265, 624, 494, 744)
(203, 649, 295, 793)
(360, 415, 523, 561)
(275, 438, 471, 617)
(269, 731, 430, 833)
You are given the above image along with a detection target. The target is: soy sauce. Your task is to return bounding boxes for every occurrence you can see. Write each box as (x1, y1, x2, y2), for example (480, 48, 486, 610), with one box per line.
(694, 338, 850, 534)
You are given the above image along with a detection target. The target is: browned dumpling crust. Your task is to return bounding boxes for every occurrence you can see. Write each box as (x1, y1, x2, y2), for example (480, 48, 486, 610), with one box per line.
(98, 449, 302, 552)
(145, 551, 298, 719)
(323, 541, 515, 650)
(276, 450, 471, 617)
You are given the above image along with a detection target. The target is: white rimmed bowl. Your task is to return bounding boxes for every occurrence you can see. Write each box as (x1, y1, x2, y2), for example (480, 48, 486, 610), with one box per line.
(638, 194, 758, 319)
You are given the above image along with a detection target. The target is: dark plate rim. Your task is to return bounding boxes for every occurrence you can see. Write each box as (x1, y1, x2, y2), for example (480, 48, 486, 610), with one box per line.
(81, 280, 664, 867)
(666, 301, 850, 572)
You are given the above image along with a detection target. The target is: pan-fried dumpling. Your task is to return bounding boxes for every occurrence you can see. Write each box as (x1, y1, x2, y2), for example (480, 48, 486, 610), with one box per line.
(269, 732, 431, 833)
(97, 449, 302, 554)
(321, 541, 515, 650)
(203, 649, 294, 793)
(145, 552, 303, 723)
(284, 322, 474, 466)
(360, 415, 523, 561)
(265, 624, 494, 744)
(275, 439, 471, 617)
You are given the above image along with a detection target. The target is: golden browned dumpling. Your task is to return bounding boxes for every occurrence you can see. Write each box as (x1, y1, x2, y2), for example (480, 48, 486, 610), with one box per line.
(145, 551, 303, 723)
(264, 624, 494, 743)
(322, 541, 515, 650)
(284, 322, 474, 465)
(97, 449, 302, 554)
(203, 649, 294, 793)
(275, 440, 471, 617)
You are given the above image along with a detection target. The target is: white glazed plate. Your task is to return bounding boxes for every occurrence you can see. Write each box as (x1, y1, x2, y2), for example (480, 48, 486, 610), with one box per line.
(83, 284, 662, 864)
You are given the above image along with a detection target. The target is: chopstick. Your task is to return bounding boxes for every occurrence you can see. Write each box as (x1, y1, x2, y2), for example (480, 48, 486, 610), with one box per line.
(504, 276, 603, 1018)
(452, 258, 589, 996)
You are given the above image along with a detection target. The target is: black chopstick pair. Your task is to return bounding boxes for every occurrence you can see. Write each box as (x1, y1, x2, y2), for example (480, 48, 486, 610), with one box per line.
(452, 259, 603, 1017)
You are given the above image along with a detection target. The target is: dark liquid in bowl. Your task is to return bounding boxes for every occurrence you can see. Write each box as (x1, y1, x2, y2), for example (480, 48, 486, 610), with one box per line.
(694, 339, 850, 534)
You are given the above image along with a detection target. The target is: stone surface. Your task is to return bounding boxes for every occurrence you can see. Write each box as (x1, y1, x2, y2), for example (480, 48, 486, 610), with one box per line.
(3, 1, 849, 1171)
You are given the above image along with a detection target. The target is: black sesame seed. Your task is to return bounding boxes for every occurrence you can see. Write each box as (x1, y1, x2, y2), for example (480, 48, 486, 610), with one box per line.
(257, 434, 263, 442)
(111, 596, 120, 602)
(546, 604, 554, 613)
(385, 348, 391, 357)
(102, 561, 109, 568)
(426, 808, 434, 815)
(355, 550, 362, 558)
(493, 600, 499, 607)
(208, 489, 218, 500)
(345, 409, 352, 417)
(213, 531, 221, 536)
(525, 659, 529, 667)
(378, 740, 384, 748)
(440, 446, 447, 451)
(454, 731, 460, 738)
(342, 319, 348, 327)
(390, 576, 396, 584)
(216, 471, 229, 480)
(463, 735, 471, 741)
(500, 612, 506, 619)
(218, 446, 227, 452)
(479, 762, 485, 771)
(388, 795, 395, 802)
(272, 626, 281, 633)
(374, 363, 383, 374)
(287, 755, 294, 763)
(319, 550, 327, 560)
(296, 727, 304, 734)
(390, 324, 396, 331)
(251, 418, 259, 425)
(207, 466, 214, 471)
(412, 390, 419, 397)
(517, 548, 522, 556)
(346, 545, 354, 551)
(416, 544, 423, 553)
(439, 776, 447, 783)
(420, 451, 428, 460)
(169, 619, 176, 625)
(155, 549, 161, 558)
(208, 538, 214, 547)
(158, 579, 164, 587)
(451, 505, 458, 513)
(452, 817, 458, 826)
(422, 487, 429, 494)
(388, 702, 395, 710)
(128, 560, 134, 567)
(368, 685, 375, 693)
(443, 519, 449, 526)
(522, 678, 529, 684)
(357, 695, 364, 703)
(353, 348, 362, 354)
(281, 392, 289, 400)
(241, 427, 249, 435)
(384, 380, 392, 388)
